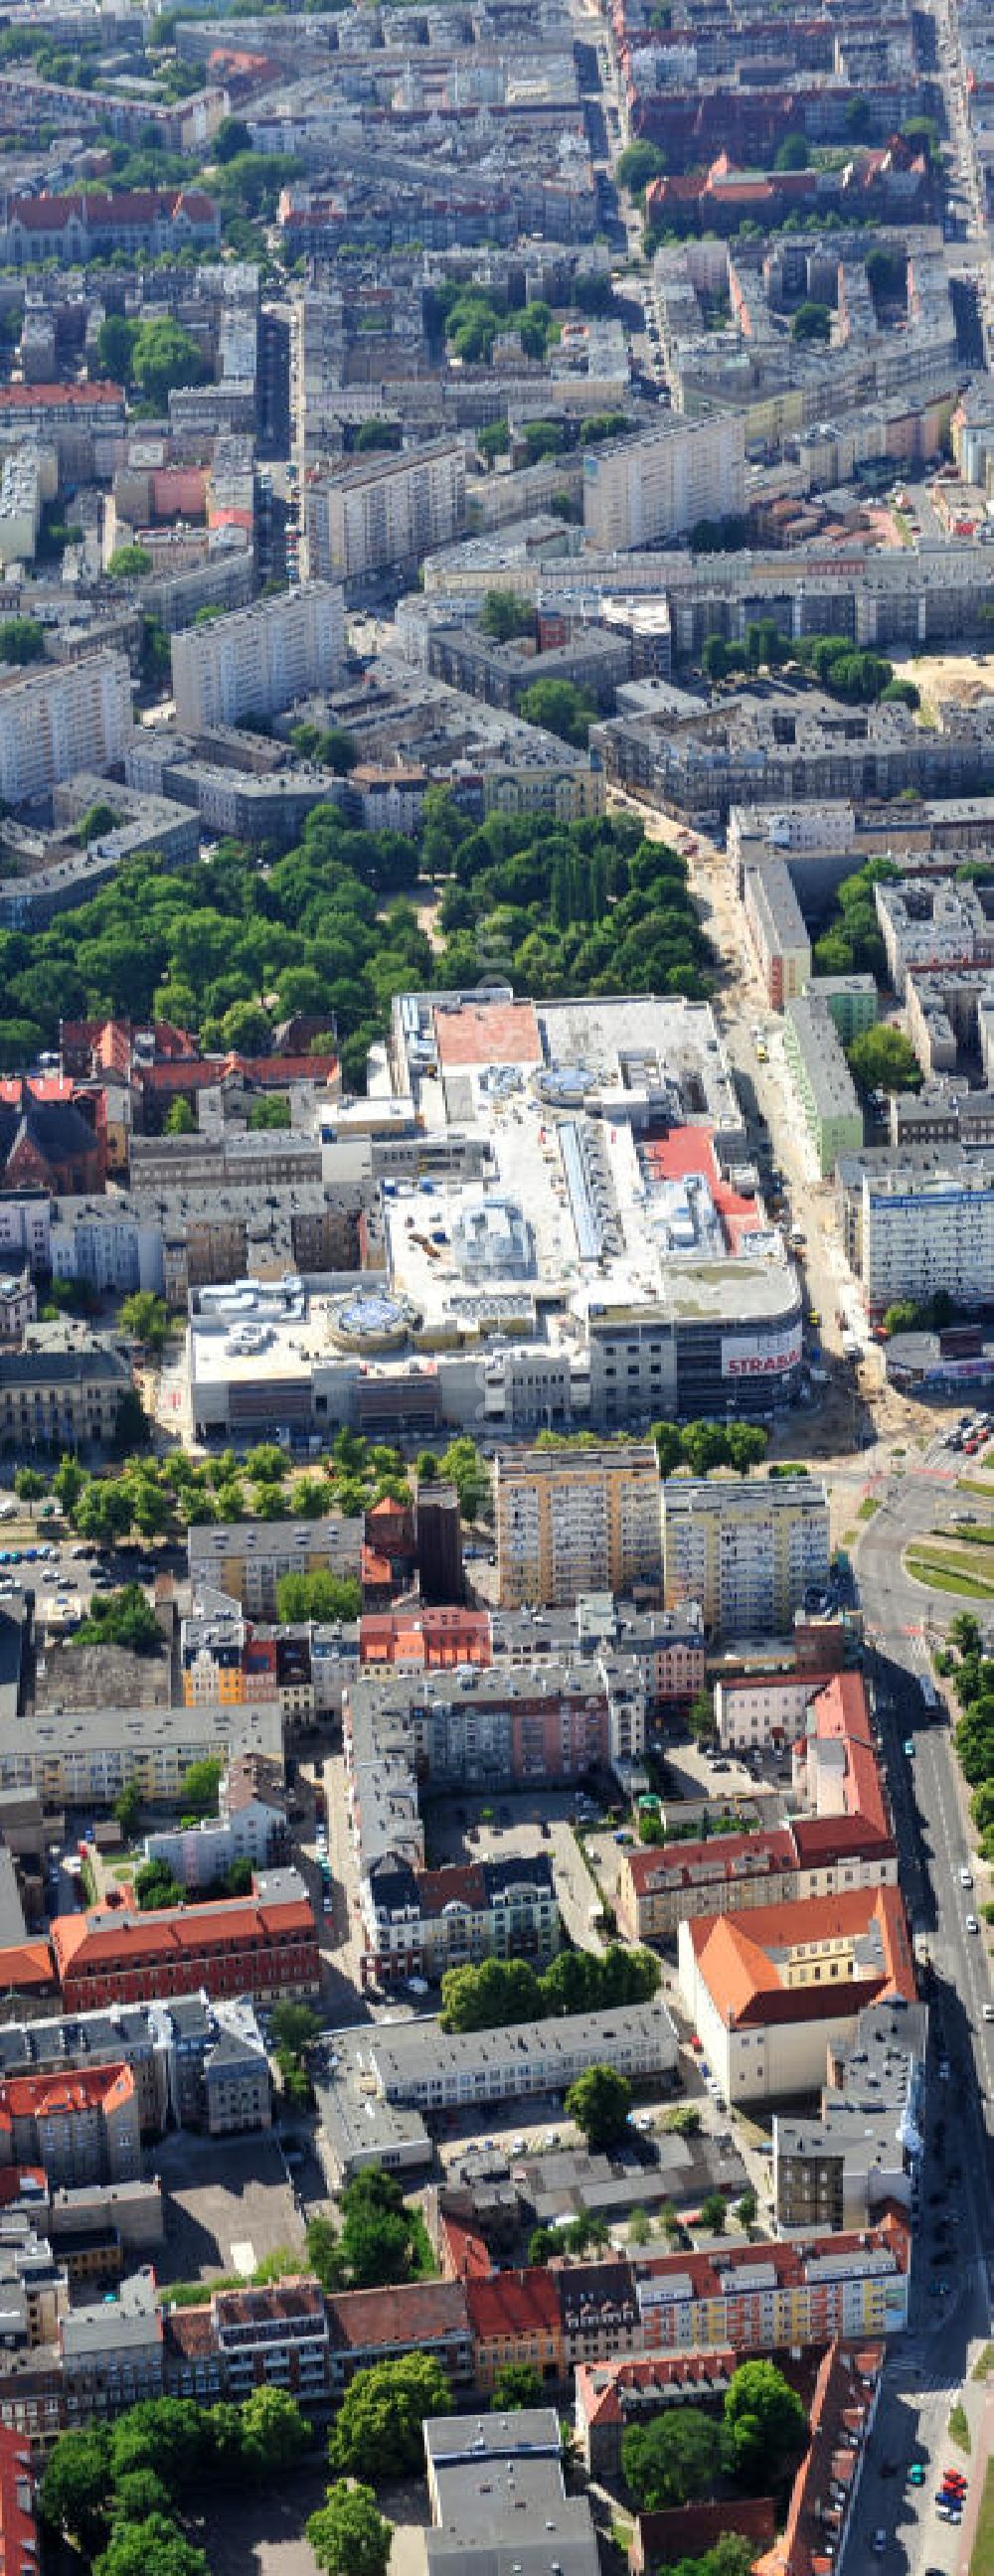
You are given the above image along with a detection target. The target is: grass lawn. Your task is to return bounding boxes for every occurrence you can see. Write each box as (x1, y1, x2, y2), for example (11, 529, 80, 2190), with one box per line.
(906, 1550, 994, 1600)
(858, 1496, 881, 1521)
(970, 2458, 994, 2576)
(972, 2344, 994, 2382)
(957, 1478, 994, 1499)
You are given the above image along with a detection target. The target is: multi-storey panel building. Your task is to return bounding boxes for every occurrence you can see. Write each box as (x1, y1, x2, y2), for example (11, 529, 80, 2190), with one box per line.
(662, 1472, 830, 1638)
(495, 1444, 662, 1609)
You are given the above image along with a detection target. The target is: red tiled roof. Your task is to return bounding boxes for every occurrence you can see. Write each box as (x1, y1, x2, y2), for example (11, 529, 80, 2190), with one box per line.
(466, 2267, 561, 2342)
(624, 1826, 797, 1892)
(0, 1939, 57, 1995)
(327, 2278, 470, 2352)
(1, 2060, 134, 2122)
(51, 1888, 314, 1977)
(688, 1883, 915, 2025)
(0, 382, 123, 408)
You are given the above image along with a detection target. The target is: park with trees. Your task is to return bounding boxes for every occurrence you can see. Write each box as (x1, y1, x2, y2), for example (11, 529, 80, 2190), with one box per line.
(40, 2391, 311, 2576)
(0, 808, 712, 1090)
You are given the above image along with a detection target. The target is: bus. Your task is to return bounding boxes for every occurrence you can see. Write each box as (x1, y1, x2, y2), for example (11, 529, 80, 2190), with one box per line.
(920, 1674, 938, 1715)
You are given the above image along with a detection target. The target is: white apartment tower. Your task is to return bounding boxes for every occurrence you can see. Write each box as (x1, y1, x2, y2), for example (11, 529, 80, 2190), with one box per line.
(582, 412, 746, 551)
(852, 1157, 994, 1313)
(170, 581, 345, 731)
(305, 439, 466, 582)
(0, 651, 132, 804)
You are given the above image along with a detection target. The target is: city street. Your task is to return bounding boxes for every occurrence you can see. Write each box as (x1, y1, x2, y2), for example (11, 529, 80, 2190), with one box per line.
(838, 1462, 994, 2576)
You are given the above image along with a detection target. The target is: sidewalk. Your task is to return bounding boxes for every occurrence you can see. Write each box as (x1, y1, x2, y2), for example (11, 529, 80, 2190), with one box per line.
(957, 2378, 993, 2575)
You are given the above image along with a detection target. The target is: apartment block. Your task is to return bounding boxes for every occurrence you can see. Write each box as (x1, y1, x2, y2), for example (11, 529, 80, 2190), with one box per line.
(317, 2003, 678, 2180)
(836, 1146, 994, 1315)
(0, 1994, 268, 2140)
(59, 2267, 163, 2416)
(773, 1996, 926, 2235)
(875, 876, 994, 998)
(783, 994, 864, 1178)
(171, 583, 345, 731)
(581, 413, 746, 551)
(467, 2214, 910, 2388)
(743, 861, 811, 1011)
(0, 1333, 132, 1455)
(48, 1872, 319, 2014)
(306, 440, 466, 582)
(678, 1883, 916, 2106)
(495, 1444, 662, 1609)
(809, 975, 879, 1046)
(662, 1472, 830, 1638)
(360, 1852, 560, 1995)
(0, 2063, 140, 2188)
(0, 653, 132, 806)
(188, 1516, 362, 1619)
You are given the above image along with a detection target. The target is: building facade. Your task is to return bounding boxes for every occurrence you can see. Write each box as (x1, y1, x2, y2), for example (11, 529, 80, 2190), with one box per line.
(306, 441, 466, 581)
(171, 583, 345, 730)
(662, 1472, 830, 1637)
(495, 1444, 662, 1609)
(582, 414, 746, 551)
(0, 654, 132, 805)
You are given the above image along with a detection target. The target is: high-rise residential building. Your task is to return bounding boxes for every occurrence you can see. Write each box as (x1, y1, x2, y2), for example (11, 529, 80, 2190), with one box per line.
(170, 582, 344, 730)
(305, 439, 466, 582)
(581, 412, 745, 551)
(662, 1472, 830, 1637)
(495, 1443, 661, 1609)
(837, 1147, 994, 1315)
(0, 652, 132, 804)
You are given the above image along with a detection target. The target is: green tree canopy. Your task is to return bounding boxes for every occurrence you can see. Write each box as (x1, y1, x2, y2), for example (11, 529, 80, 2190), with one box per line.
(120, 1291, 170, 1350)
(0, 615, 45, 665)
(306, 2483, 392, 2576)
(622, 2407, 721, 2508)
(722, 2359, 807, 2490)
(75, 1584, 161, 1654)
(791, 300, 832, 343)
(518, 678, 594, 746)
(479, 588, 535, 644)
(846, 1026, 921, 1094)
(491, 2364, 546, 2411)
(275, 1570, 362, 1622)
(616, 139, 666, 194)
(130, 317, 207, 407)
(565, 2062, 632, 2151)
(93, 2516, 210, 2576)
(330, 2355, 451, 2484)
(40, 2427, 113, 2545)
(177, 1756, 222, 1819)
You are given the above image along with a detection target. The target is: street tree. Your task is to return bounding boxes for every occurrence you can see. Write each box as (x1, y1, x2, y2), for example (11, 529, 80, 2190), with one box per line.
(306, 2483, 393, 2576)
(39, 2428, 113, 2545)
(491, 2364, 545, 2411)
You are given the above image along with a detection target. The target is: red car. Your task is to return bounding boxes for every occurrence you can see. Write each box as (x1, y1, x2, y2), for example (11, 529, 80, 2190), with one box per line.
(942, 2474, 967, 2493)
